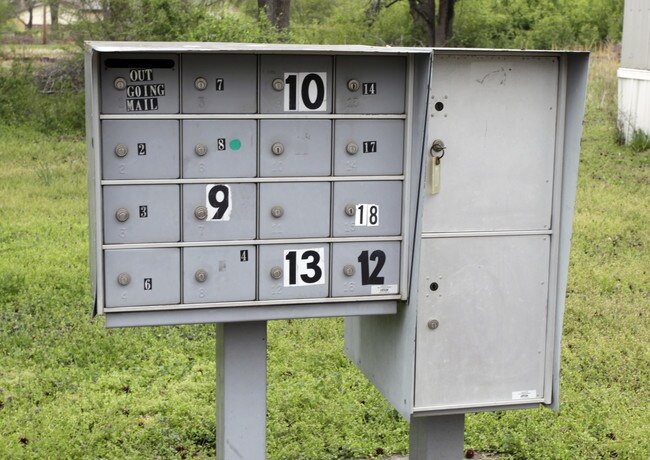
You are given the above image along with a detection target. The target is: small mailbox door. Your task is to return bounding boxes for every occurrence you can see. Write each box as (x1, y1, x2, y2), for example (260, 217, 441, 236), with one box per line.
(182, 246, 256, 303)
(102, 120, 179, 180)
(103, 185, 180, 244)
(331, 241, 400, 297)
(104, 248, 180, 307)
(182, 183, 257, 241)
(182, 120, 257, 178)
(181, 54, 257, 113)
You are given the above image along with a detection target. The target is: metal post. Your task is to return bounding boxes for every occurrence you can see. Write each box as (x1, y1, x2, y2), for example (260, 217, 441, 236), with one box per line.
(216, 321, 267, 460)
(409, 414, 465, 460)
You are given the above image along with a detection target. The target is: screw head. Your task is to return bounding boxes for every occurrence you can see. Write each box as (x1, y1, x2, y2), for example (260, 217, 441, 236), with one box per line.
(271, 142, 284, 155)
(117, 272, 131, 286)
(272, 78, 284, 91)
(427, 319, 440, 330)
(115, 208, 129, 222)
(271, 206, 284, 218)
(344, 204, 356, 217)
(114, 144, 128, 157)
(113, 77, 127, 90)
(194, 77, 208, 91)
(270, 266, 283, 280)
(347, 79, 360, 92)
(343, 264, 356, 277)
(194, 206, 208, 220)
(195, 269, 208, 283)
(194, 143, 208, 156)
(346, 142, 359, 155)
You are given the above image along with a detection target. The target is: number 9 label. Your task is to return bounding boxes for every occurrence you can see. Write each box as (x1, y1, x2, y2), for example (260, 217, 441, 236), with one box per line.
(206, 184, 232, 221)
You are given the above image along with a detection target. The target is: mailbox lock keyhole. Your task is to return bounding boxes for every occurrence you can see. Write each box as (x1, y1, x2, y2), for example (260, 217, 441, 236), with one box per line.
(270, 266, 283, 280)
(344, 204, 356, 217)
(271, 206, 284, 218)
(115, 208, 129, 223)
(114, 144, 128, 157)
(117, 273, 131, 286)
(346, 143, 359, 155)
(113, 77, 127, 91)
(271, 143, 285, 155)
(194, 77, 208, 91)
(195, 269, 208, 283)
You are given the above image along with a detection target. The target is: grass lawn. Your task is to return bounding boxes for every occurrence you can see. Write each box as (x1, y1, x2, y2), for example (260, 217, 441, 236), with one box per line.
(0, 46, 648, 459)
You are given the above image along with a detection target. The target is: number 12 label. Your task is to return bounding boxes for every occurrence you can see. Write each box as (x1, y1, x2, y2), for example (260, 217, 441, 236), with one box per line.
(284, 248, 325, 286)
(284, 72, 327, 112)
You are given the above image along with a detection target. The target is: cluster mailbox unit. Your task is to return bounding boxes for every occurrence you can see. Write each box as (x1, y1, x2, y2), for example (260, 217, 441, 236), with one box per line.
(85, 42, 589, 458)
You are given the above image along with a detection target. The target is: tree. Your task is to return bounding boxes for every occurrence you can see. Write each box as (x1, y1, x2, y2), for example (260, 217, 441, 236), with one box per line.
(258, 0, 290, 32)
(408, 0, 455, 46)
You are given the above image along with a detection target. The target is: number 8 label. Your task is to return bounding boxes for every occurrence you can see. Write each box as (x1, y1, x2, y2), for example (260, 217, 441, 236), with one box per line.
(284, 72, 327, 112)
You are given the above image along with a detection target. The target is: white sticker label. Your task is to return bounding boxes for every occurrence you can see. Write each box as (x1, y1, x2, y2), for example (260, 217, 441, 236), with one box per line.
(355, 204, 379, 227)
(284, 248, 325, 286)
(283, 72, 327, 112)
(206, 184, 232, 221)
(512, 390, 538, 400)
(371, 284, 398, 295)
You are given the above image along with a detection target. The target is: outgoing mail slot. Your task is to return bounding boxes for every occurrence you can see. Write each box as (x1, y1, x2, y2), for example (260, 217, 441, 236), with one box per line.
(335, 55, 406, 114)
(334, 119, 404, 176)
(103, 185, 180, 244)
(260, 55, 332, 114)
(104, 248, 180, 307)
(258, 243, 329, 300)
(259, 119, 331, 177)
(182, 120, 257, 178)
(332, 181, 402, 237)
(100, 53, 179, 114)
(259, 182, 330, 239)
(182, 183, 256, 241)
(183, 246, 256, 303)
(331, 241, 400, 297)
(182, 54, 257, 114)
(102, 120, 179, 180)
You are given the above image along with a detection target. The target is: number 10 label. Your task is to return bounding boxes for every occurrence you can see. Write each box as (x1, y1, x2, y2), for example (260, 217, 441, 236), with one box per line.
(284, 72, 327, 112)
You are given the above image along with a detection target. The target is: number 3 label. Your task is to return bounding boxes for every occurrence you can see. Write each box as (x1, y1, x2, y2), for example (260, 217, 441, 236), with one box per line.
(284, 248, 325, 286)
(284, 72, 327, 112)
(206, 184, 232, 221)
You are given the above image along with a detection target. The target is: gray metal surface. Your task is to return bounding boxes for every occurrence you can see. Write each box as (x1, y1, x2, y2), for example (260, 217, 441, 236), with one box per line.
(182, 120, 257, 178)
(101, 119, 179, 179)
(621, 0, 650, 70)
(409, 415, 464, 460)
(331, 241, 400, 297)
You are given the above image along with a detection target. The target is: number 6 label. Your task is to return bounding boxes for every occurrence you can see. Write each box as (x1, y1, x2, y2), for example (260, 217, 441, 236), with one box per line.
(284, 248, 325, 286)
(206, 184, 232, 221)
(284, 72, 327, 112)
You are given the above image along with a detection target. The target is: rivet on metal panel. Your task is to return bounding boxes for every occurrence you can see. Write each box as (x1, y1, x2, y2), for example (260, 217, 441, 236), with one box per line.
(195, 269, 208, 283)
(194, 206, 208, 220)
(194, 143, 208, 156)
(346, 142, 359, 155)
(343, 264, 356, 277)
(344, 204, 356, 217)
(113, 77, 127, 91)
(427, 319, 440, 330)
(271, 206, 284, 218)
(117, 272, 131, 286)
(270, 266, 283, 280)
(194, 77, 208, 91)
(271, 142, 284, 155)
(272, 78, 284, 91)
(429, 282, 439, 291)
(114, 144, 128, 157)
(115, 208, 129, 222)
(347, 79, 360, 92)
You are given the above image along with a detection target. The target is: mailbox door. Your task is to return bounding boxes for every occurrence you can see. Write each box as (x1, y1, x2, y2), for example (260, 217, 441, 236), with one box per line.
(260, 55, 333, 114)
(332, 181, 402, 237)
(103, 185, 180, 244)
(414, 235, 550, 410)
(182, 183, 257, 241)
(102, 120, 179, 180)
(259, 119, 332, 177)
(182, 120, 257, 178)
(100, 53, 179, 114)
(181, 54, 257, 113)
(259, 183, 330, 239)
(333, 119, 404, 176)
(182, 246, 256, 303)
(258, 244, 330, 300)
(331, 241, 400, 297)
(335, 55, 406, 114)
(104, 248, 180, 307)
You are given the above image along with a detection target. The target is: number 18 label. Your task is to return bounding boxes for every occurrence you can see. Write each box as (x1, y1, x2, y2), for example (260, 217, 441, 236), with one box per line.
(355, 204, 379, 227)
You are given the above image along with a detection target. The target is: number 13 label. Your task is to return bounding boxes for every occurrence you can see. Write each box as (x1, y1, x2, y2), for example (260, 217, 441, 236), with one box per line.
(284, 248, 325, 286)
(284, 72, 327, 112)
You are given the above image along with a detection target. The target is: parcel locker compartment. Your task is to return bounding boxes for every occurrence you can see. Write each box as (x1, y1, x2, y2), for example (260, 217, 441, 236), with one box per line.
(331, 241, 400, 297)
(258, 244, 330, 300)
(259, 119, 332, 177)
(414, 235, 551, 410)
(181, 54, 257, 113)
(259, 55, 333, 114)
(100, 53, 179, 114)
(335, 55, 406, 114)
(332, 181, 403, 237)
(104, 248, 180, 307)
(182, 183, 256, 241)
(101, 119, 179, 180)
(259, 182, 330, 239)
(182, 120, 257, 178)
(333, 119, 404, 176)
(182, 246, 256, 303)
(103, 185, 180, 244)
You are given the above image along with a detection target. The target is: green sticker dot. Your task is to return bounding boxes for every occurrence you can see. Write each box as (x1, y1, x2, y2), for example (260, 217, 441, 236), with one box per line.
(229, 139, 242, 151)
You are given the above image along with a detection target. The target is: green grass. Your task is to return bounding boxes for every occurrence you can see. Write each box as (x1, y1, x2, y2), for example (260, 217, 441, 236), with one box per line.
(0, 47, 649, 459)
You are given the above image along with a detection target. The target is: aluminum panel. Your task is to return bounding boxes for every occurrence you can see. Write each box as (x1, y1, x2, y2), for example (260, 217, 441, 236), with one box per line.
(331, 241, 400, 297)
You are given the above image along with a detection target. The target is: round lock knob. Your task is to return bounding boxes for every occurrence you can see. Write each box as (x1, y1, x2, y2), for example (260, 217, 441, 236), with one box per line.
(194, 206, 208, 220)
(344, 204, 356, 217)
(346, 142, 359, 155)
(117, 272, 131, 286)
(271, 142, 284, 155)
(113, 77, 127, 91)
(194, 143, 208, 156)
(115, 208, 129, 222)
(270, 266, 283, 280)
(194, 77, 208, 91)
(347, 79, 360, 92)
(272, 78, 285, 91)
(427, 319, 440, 330)
(271, 206, 284, 218)
(114, 144, 128, 157)
(343, 264, 356, 277)
(195, 269, 208, 283)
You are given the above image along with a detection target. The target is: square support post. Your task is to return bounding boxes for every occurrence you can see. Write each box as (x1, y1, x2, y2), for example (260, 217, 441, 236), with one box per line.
(409, 414, 465, 460)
